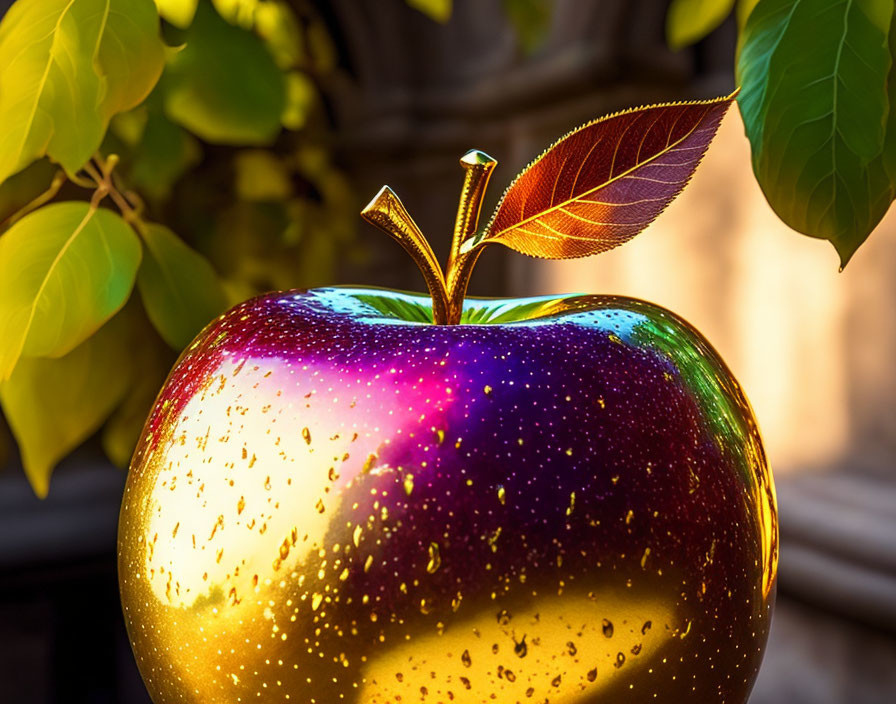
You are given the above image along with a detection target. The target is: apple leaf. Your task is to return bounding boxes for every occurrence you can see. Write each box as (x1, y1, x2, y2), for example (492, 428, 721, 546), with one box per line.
(736, 0, 761, 28)
(737, 0, 894, 266)
(129, 109, 202, 202)
(472, 94, 734, 259)
(0, 310, 133, 497)
(666, 0, 735, 50)
(137, 223, 228, 350)
(0, 0, 165, 184)
(163, 1, 286, 145)
(155, 0, 199, 28)
(0, 202, 142, 381)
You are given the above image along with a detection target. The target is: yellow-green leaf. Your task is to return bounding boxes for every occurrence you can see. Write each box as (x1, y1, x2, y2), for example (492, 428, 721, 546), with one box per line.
(155, 0, 199, 28)
(281, 72, 316, 130)
(407, 0, 452, 23)
(235, 150, 291, 201)
(0, 0, 165, 183)
(256, 1, 303, 69)
(130, 110, 202, 201)
(0, 312, 132, 497)
(0, 202, 142, 381)
(666, 0, 735, 49)
(137, 224, 228, 349)
(212, 0, 258, 29)
(737, 0, 761, 28)
(163, 1, 286, 145)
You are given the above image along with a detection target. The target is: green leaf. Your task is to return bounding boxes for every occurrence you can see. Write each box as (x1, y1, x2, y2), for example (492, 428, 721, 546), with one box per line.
(256, 1, 303, 69)
(736, 0, 761, 28)
(155, 0, 199, 28)
(212, 0, 258, 29)
(163, 1, 286, 145)
(0, 202, 142, 380)
(234, 150, 291, 201)
(0, 0, 165, 184)
(503, 0, 554, 53)
(406, 0, 452, 23)
(137, 223, 228, 349)
(882, 12, 896, 184)
(130, 110, 202, 201)
(281, 72, 317, 130)
(666, 0, 735, 49)
(0, 311, 133, 497)
(737, 0, 894, 266)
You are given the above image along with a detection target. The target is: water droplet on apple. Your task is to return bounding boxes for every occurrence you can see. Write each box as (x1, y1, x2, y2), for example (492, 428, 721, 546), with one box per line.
(602, 619, 614, 638)
(426, 542, 441, 573)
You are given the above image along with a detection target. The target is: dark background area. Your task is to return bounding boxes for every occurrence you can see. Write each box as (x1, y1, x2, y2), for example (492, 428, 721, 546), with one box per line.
(0, 1, 895, 702)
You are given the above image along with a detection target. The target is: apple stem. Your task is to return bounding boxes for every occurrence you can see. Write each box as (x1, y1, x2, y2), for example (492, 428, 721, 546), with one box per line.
(445, 150, 498, 325)
(360, 150, 496, 325)
(361, 186, 450, 324)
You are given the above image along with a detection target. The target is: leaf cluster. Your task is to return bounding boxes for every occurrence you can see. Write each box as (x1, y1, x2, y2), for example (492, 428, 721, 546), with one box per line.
(0, 0, 357, 496)
(667, 0, 896, 265)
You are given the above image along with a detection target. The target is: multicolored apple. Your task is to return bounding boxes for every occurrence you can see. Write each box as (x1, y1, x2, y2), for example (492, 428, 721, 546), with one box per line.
(119, 93, 778, 703)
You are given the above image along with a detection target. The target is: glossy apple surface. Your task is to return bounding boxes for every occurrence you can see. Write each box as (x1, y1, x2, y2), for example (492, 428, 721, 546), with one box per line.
(118, 287, 777, 703)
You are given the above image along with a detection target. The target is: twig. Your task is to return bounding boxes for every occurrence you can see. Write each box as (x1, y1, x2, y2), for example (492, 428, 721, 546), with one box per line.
(1, 171, 67, 230)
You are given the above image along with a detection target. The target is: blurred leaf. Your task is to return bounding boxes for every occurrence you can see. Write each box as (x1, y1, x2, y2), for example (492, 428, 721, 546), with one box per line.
(155, 0, 199, 28)
(0, 202, 142, 381)
(256, 1, 303, 69)
(212, 0, 258, 29)
(666, 0, 734, 49)
(110, 108, 150, 147)
(883, 13, 896, 185)
(0, 159, 57, 224)
(0, 310, 133, 497)
(163, 1, 286, 144)
(102, 320, 173, 468)
(503, 0, 554, 53)
(407, 0, 452, 23)
(737, 0, 893, 266)
(282, 72, 317, 130)
(235, 150, 292, 201)
(138, 223, 228, 349)
(0, 0, 165, 183)
(473, 95, 734, 258)
(736, 0, 760, 28)
(130, 110, 202, 201)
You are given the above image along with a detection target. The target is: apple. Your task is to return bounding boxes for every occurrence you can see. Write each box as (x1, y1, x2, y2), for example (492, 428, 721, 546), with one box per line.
(119, 94, 778, 704)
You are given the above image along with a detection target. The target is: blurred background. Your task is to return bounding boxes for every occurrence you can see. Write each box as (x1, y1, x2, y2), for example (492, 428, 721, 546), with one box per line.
(1, 0, 895, 702)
